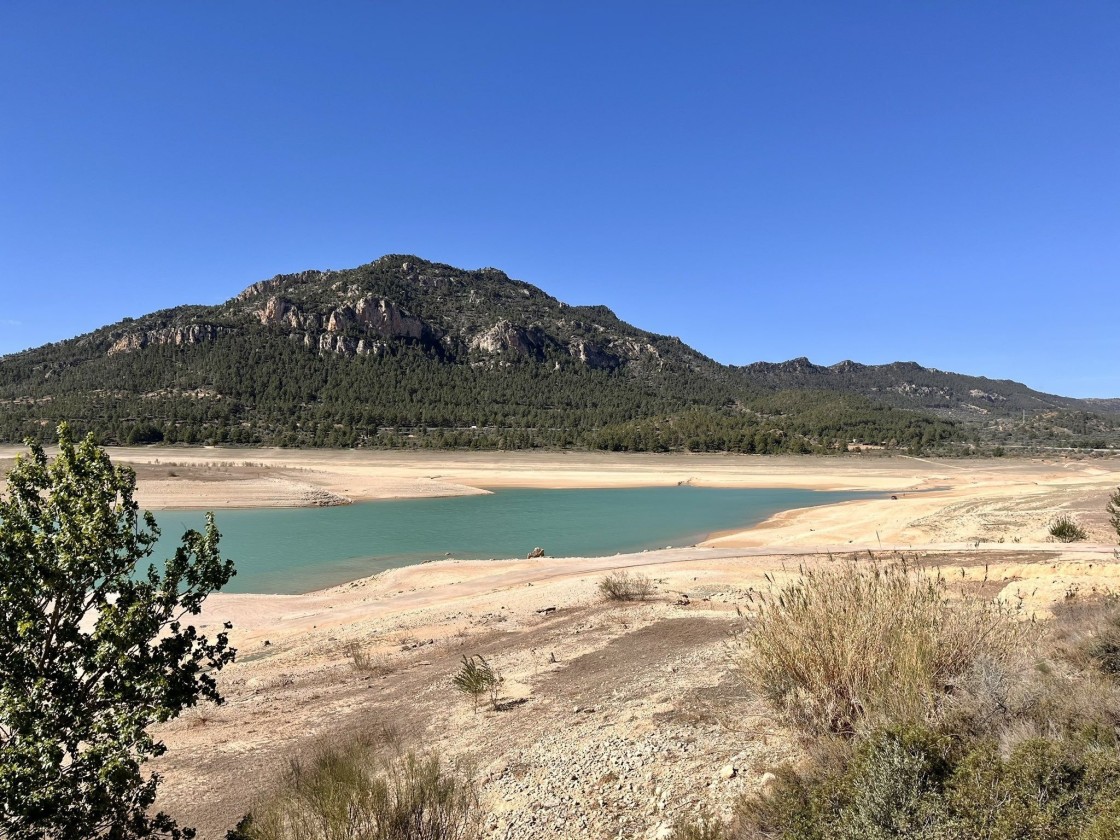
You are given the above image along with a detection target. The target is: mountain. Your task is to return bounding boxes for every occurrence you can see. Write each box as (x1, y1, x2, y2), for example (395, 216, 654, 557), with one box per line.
(0, 255, 1113, 452)
(736, 358, 1118, 420)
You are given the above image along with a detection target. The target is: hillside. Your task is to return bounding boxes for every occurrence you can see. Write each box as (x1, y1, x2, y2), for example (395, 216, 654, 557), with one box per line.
(0, 255, 1113, 452)
(736, 357, 1116, 419)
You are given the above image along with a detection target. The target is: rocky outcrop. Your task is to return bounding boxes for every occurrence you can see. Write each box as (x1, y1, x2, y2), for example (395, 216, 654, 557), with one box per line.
(315, 333, 383, 356)
(568, 338, 619, 370)
(469, 321, 542, 357)
(356, 297, 423, 339)
(257, 296, 320, 330)
(324, 297, 424, 341)
(107, 324, 231, 356)
(236, 270, 325, 301)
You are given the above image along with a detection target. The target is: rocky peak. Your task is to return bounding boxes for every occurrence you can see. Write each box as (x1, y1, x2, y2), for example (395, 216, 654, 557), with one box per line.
(236, 270, 326, 302)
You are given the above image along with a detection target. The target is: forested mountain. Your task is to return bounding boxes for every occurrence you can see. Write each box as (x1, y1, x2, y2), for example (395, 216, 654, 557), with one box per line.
(0, 255, 1113, 453)
(735, 357, 1119, 420)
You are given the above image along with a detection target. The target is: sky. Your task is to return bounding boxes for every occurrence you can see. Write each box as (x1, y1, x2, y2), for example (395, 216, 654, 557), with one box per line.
(0, 2, 1117, 397)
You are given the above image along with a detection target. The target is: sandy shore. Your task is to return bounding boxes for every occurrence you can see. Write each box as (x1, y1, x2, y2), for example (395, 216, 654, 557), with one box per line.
(0, 446, 937, 509)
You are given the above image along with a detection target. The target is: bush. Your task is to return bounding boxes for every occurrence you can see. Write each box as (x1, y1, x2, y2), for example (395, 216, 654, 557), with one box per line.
(738, 727, 1120, 840)
(237, 733, 479, 840)
(598, 570, 654, 602)
(738, 561, 1027, 735)
(1049, 515, 1088, 542)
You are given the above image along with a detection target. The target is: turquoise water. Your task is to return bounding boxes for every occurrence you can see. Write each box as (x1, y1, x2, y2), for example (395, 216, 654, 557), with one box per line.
(151, 487, 870, 595)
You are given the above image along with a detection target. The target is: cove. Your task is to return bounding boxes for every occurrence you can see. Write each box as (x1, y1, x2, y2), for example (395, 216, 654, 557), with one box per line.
(152, 486, 872, 595)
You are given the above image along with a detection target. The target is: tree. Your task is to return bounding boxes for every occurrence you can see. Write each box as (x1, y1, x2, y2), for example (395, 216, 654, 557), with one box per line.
(0, 425, 236, 838)
(451, 655, 502, 712)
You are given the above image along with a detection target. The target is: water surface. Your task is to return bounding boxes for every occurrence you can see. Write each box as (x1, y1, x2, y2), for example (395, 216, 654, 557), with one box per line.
(152, 486, 870, 594)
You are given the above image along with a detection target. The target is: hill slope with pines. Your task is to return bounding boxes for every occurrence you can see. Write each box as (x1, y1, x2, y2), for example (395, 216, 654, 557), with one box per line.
(0, 255, 1114, 452)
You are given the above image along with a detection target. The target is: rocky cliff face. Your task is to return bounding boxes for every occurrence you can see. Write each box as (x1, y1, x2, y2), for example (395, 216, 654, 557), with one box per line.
(107, 324, 233, 355)
(469, 321, 544, 358)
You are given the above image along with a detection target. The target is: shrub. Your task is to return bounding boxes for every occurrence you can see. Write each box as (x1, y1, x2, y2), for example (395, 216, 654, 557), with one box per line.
(739, 561, 1027, 735)
(598, 569, 654, 602)
(1049, 515, 1088, 543)
(452, 655, 502, 711)
(669, 814, 727, 839)
(738, 727, 1120, 840)
(237, 733, 479, 840)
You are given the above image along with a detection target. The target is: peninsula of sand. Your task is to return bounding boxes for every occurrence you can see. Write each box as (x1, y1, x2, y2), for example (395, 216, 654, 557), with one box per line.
(4, 445, 1119, 838)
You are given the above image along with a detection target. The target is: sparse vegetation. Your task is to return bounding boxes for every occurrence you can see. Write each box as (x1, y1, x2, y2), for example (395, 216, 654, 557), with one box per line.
(344, 641, 394, 677)
(452, 655, 502, 711)
(738, 561, 1027, 735)
(234, 732, 479, 840)
(598, 569, 655, 602)
(738, 726, 1120, 840)
(1048, 514, 1088, 542)
(734, 560, 1120, 840)
(669, 814, 727, 839)
(1051, 595, 1120, 678)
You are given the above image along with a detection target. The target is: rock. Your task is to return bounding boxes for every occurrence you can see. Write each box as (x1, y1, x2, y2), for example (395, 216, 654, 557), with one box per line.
(568, 338, 619, 370)
(527, 547, 545, 559)
(720, 764, 737, 780)
(108, 324, 231, 355)
(471, 320, 542, 357)
(759, 771, 777, 795)
(653, 822, 674, 839)
(354, 296, 423, 340)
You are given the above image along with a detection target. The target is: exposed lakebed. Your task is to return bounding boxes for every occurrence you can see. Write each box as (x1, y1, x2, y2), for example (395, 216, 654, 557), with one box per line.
(154, 486, 873, 594)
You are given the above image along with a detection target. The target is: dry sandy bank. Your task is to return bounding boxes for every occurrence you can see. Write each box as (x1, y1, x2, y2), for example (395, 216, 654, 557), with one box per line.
(0, 447, 950, 508)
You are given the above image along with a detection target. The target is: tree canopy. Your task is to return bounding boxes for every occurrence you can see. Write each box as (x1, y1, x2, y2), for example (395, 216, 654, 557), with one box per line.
(0, 425, 236, 839)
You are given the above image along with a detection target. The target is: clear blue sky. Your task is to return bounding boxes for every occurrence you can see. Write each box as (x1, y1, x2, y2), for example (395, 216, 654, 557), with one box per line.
(1, 2, 1116, 397)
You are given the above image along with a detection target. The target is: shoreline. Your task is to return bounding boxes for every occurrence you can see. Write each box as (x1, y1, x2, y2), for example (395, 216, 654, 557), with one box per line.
(30, 447, 1109, 837)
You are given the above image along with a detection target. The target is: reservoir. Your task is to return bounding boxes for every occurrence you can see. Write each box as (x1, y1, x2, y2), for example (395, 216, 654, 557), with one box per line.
(153, 486, 871, 594)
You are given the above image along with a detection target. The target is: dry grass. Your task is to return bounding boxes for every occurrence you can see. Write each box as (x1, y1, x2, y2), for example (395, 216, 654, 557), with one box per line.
(598, 570, 654, 602)
(237, 731, 479, 840)
(343, 641, 395, 677)
(739, 559, 1032, 736)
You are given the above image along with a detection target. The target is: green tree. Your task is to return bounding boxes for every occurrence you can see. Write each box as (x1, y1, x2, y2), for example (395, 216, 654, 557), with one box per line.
(0, 425, 236, 838)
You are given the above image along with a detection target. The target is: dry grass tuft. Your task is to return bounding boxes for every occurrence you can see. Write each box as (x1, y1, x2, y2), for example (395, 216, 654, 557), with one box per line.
(237, 731, 479, 840)
(739, 560, 1031, 736)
